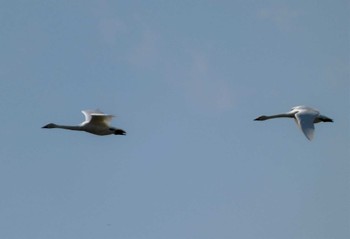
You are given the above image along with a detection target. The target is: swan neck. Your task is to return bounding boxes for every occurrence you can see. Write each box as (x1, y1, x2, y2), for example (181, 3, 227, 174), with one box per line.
(55, 125, 83, 131)
(266, 113, 293, 119)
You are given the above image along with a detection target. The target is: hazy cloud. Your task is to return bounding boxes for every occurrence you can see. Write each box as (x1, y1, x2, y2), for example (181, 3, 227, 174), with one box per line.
(258, 5, 302, 31)
(127, 29, 160, 69)
(98, 17, 126, 45)
(184, 51, 235, 112)
(90, 0, 127, 46)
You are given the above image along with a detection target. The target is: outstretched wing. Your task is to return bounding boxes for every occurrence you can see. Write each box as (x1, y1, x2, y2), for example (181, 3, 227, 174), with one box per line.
(81, 110, 114, 127)
(295, 110, 318, 140)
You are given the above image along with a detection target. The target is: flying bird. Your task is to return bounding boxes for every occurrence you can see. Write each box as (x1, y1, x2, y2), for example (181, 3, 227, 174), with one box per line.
(42, 110, 126, 136)
(254, 106, 333, 140)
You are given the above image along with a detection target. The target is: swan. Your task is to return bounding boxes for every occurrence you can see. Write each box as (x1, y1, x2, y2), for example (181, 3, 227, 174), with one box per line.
(42, 110, 126, 136)
(254, 106, 333, 140)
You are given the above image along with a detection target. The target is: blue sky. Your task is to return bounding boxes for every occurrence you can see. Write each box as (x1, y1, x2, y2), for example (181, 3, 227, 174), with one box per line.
(0, 0, 349, 238)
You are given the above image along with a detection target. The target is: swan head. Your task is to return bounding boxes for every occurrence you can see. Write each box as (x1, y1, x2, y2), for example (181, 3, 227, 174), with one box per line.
(254, 115, 268, 121)
(42, 123, 57, 129)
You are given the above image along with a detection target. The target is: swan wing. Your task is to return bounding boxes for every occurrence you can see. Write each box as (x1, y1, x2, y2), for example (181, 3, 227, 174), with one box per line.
(81, 110, 114, 126)
(295, 111, 318, 140)
(291, 105, 319, 113)
(89, 114, 114, 127)
(82, 110, 93, 123)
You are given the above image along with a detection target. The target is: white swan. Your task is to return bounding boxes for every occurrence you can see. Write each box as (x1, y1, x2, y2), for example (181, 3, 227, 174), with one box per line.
(254, 106, 333, 140)
(42, 110, 126, 136)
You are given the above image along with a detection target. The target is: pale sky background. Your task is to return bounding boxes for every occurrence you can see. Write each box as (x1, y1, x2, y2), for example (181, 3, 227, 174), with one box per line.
(0, 1, 349, 239)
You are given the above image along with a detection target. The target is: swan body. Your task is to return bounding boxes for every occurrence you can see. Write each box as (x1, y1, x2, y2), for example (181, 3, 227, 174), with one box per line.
(254, 106, 333, 140)
(42, 110, 126, 136)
